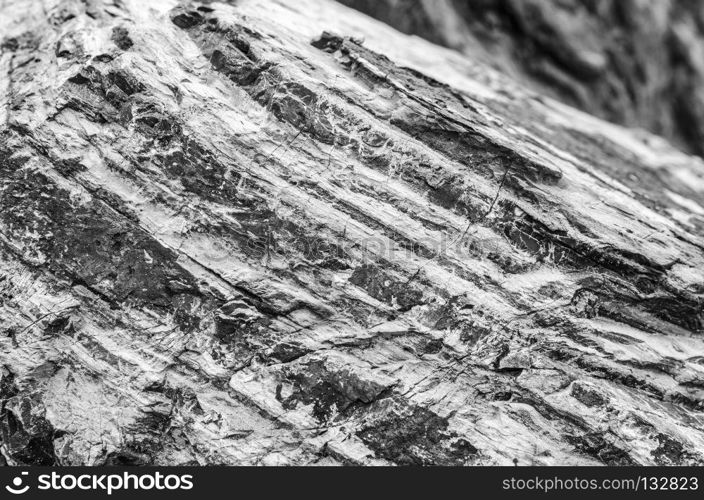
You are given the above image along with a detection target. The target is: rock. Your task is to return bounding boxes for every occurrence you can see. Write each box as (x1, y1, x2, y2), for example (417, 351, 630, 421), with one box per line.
(1, 0, 704, 466)
(340, 0, 704, 157)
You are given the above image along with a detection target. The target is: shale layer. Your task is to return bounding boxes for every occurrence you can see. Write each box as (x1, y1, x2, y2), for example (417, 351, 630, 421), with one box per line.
(1, 0, 704, 465)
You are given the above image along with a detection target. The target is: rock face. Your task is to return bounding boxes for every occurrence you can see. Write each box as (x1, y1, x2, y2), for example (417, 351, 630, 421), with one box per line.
(1, 0, 704, 466)
(340, 0, 704, 158)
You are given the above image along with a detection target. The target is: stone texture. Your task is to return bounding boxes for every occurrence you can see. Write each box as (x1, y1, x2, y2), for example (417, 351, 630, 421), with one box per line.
(0, 0, 703, 466)
(340, 0, 704, 158)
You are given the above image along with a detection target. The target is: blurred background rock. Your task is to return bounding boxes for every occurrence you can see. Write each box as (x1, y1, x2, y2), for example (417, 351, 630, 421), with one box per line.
(339, 0, 704, 157)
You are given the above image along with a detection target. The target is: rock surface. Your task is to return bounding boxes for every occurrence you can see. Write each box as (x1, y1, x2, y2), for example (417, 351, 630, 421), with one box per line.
(340, 0, 704, 158)
(1, 0, 704, 465)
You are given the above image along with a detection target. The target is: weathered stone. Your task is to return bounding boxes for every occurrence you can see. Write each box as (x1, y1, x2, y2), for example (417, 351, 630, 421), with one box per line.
(1, 0, 703, 466)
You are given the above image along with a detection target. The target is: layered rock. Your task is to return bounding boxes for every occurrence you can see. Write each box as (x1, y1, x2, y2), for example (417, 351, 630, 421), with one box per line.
(340, 0, 704, 157)
(1, 0, 704, 465)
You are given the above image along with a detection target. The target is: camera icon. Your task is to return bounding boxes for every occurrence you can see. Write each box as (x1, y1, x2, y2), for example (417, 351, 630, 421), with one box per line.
(5, 471, 29, 495)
